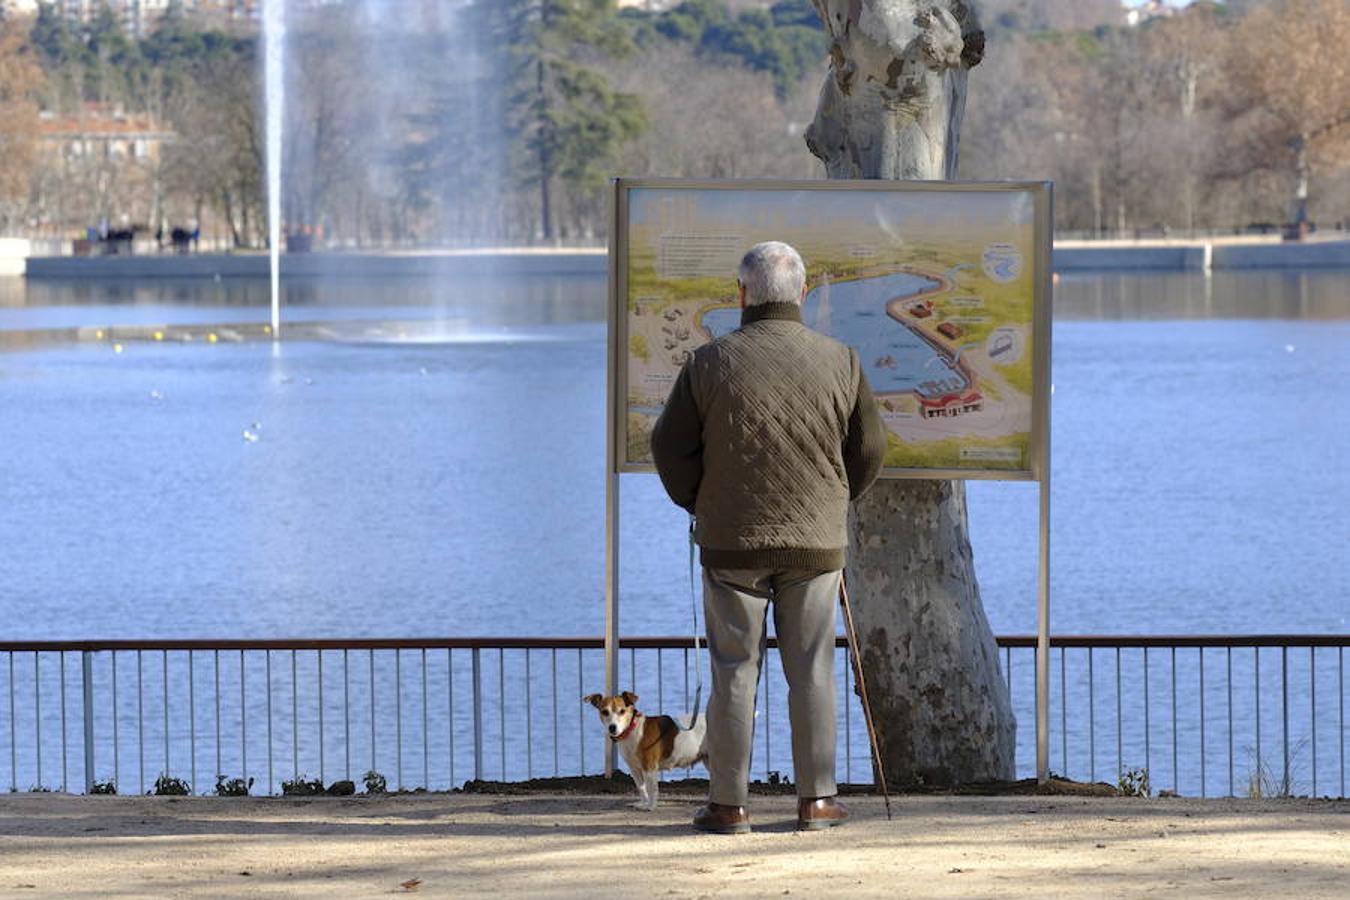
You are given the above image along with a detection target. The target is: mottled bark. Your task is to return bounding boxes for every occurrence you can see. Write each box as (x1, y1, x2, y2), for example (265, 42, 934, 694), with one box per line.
(807, 0, 1014, 786)
(847, 480, 1013, 785)
(806, 1, 984, 181)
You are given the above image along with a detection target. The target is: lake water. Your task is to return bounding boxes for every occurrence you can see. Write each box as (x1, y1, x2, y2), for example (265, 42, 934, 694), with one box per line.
(3, 270, 1346, 640)
(1, 268, 1346, 795)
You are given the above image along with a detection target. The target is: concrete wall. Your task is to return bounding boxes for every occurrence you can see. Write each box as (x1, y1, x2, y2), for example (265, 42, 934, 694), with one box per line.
(1053, 240, 1350, 271)
(1053, 244, 1209, 271)
(1212, 241, 1350, 269)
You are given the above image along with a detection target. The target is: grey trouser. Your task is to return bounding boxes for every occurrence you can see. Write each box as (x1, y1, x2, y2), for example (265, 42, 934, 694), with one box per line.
(702, 566, 840, 806)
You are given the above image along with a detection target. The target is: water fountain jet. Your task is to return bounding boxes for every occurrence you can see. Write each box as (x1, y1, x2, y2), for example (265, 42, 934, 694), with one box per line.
(264, 0, 286, 338)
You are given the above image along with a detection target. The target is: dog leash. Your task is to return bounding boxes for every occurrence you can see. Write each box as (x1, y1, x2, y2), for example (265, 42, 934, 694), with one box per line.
(681, 515, 705, 730)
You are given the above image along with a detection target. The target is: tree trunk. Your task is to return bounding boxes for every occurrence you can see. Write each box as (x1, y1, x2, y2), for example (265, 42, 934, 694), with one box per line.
(537, 58, 554, 242)
(1291, 133, 1310, 226)
(806, 0, 1014, 787)
(1091, 166, 1103, 236)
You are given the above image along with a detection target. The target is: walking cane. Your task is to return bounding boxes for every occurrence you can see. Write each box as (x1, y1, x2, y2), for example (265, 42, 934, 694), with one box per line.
(839, 571, 893, 821)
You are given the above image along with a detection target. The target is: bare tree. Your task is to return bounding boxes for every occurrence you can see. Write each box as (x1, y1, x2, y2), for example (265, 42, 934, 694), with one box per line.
(979, 0, 1122, 32)
(1227, 0, 1350, 226)
(1137, 5, 1227, 232)
(608, 45, 818, 182)
(0, 17, 43, 231)
(283, 16, 382, 244)
(959, 32, 1057, 181)
(162, 51, 263, 247)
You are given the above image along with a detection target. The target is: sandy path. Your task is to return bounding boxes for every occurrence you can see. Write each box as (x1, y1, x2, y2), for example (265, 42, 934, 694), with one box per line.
(0, 792, 1345, 898)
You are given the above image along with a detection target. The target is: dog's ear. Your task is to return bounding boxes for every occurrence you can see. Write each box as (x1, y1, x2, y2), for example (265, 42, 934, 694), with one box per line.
(620, 691, 639, 707)
(583, 693, 604, 709)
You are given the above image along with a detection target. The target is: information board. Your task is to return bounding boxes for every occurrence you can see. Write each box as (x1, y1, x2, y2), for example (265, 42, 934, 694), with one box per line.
(610, 178, 1051, 479)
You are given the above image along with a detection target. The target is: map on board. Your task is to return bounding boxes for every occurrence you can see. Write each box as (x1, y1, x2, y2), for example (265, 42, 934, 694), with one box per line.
(618, 183, 1045, 476)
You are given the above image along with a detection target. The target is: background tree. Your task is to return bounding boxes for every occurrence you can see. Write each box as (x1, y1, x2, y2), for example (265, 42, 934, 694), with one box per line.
(160, 38, 261, 246)
(625, 0, 827, 98)
(978, 0, 1121, 32)
(0, 15, 44, 231)
(1226, 0, 1350, 225)
(1139, 3, 1225, 233)
(605, 43, 817, 181)
(492, 0, 645, 241)
(6, 0, 1349, 243)
(282, 11, 383, 244)
(399, 36, 509, 244)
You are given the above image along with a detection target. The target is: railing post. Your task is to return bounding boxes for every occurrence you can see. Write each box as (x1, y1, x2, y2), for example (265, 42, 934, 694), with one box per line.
(472, 648, 483, 782)
(82, 651, 95, 794)
(1281, 646, 1289, 794)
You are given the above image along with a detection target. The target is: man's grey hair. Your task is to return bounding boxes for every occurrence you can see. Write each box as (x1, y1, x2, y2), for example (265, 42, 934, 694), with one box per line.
(738, 241, 806, 307)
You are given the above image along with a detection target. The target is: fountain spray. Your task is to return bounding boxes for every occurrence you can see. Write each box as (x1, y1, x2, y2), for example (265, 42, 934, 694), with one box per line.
(264, 0, 286, 339)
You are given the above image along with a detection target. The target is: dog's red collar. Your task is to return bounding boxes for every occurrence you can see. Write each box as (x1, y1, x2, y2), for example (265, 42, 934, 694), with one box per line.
(610, 713, 642, 742)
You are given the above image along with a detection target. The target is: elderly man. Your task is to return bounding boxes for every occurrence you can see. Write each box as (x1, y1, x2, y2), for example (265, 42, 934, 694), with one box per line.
(651, 241, 886, 834)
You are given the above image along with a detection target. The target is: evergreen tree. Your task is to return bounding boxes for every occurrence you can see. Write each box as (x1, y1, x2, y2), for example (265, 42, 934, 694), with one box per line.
(490, 0, 645, 240)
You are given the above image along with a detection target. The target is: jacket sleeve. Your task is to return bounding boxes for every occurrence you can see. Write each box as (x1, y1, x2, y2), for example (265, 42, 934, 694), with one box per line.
(843, 355, 886, 500)
(650, 362, 703, 513)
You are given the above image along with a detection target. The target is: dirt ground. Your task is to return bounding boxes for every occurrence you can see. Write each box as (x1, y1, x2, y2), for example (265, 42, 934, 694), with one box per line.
(0, 791, 1345, 898)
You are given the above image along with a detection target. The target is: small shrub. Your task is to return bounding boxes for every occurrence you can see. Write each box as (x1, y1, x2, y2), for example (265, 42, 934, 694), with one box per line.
(215, 775, 253, 797)
(326, 780, 356, 796)
(1246, 759, 1291, 799)
(153, 775, 191, 796)
(362, 770, 387, 794)
(1118, 767, 1151, 798)
(281, 776, 325, 797)
(1245, 740, 1306, 799)
(90, 780, 117, 795)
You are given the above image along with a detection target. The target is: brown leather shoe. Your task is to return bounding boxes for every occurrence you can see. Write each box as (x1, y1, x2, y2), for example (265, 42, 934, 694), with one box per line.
(692, 802, 751, 835)
(797, 796, 849, 831)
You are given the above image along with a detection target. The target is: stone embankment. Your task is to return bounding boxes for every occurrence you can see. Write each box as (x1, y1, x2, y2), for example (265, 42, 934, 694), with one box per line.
(6, 238, 1350, 279)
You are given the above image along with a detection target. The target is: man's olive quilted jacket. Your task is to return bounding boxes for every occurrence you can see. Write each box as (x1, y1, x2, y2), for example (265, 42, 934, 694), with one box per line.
(650, 301, 886, 571)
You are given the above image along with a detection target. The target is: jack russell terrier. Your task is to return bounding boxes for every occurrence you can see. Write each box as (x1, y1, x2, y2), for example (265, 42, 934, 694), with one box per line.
(584, 691, 706, 810)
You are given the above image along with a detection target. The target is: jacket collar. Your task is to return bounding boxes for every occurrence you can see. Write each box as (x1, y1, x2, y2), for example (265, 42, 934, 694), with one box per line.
(741, 302, 802, 327)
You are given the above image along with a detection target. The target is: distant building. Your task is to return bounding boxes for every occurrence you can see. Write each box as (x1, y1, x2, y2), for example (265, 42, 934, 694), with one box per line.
(48, 0, 170, 35)
(0, 0, 41, 16)
(32, 104, 177, 233)
(615, 1, 678, 10)
(38, 104, 174, 166)
(21, 1, 260, 36)
(1125, 1, 1180, 27)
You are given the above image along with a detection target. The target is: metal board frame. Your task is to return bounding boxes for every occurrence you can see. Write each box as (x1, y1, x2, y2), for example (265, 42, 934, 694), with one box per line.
(611, 177, 1051, 481)
(604, 177, 1054, 783)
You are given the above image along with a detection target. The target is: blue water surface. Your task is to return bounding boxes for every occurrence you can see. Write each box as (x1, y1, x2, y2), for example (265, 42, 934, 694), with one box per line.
(1, 270, 1347, 640)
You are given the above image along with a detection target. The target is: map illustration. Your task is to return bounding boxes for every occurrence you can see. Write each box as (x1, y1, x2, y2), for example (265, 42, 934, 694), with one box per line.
(619, 184, 1044, 475)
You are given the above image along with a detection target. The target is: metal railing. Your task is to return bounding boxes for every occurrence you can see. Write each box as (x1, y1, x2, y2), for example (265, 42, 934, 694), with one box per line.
(0, 635, 1343, 798)
(1001, 635, 1346, 799)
